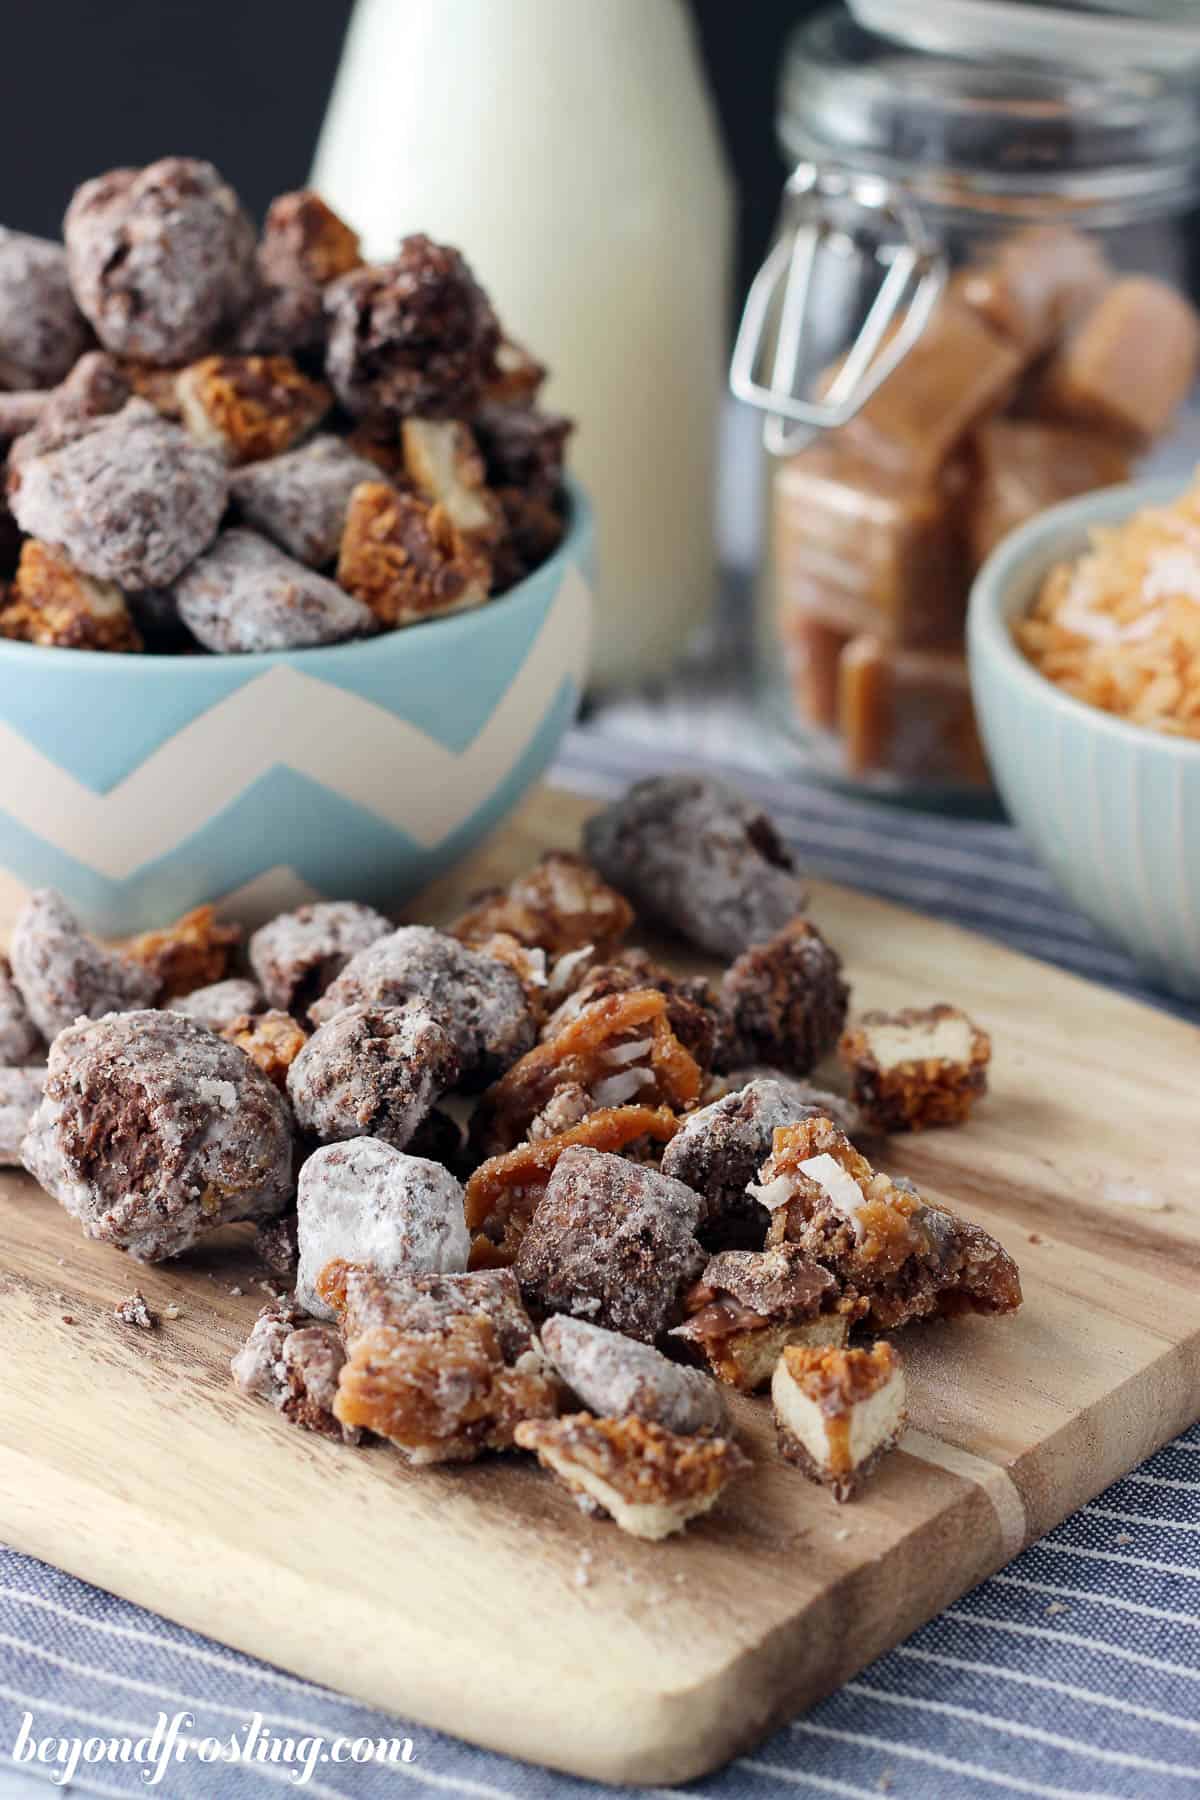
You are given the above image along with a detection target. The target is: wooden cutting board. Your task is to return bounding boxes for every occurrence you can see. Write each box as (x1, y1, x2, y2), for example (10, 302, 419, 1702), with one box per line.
(1, 785, 1198, 1787)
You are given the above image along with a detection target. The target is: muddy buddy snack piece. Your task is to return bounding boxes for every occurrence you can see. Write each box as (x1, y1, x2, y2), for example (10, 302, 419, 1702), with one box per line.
(662, 1078, 861, 1237)
(0, 539, 141, 652)
(759, 1116, 1022, 1329)
(22, 1008, 294, 1260)
(125, 904, 241, 1002)
(337, 482, 491, 627)
(773, 1341, 906, 1501)
(0, 1067, 45, 1164)
(718, 1070, 864, 1139)
(9, 889, 159, 1040)
(167, 977, 264, 1032)
(256, 1210, 299, 1278)
(491, 485, 566, 591)
(839, 1004, 990, 1132)
(0, 229, 90, 390)
(471, 988, 701, 1159)
(296, 1137, 468, 1318)
(231, 1298, 360, 1444)
(324, 235, 501, 425)
(401, 419, 502, 544)
(584, 775, 808, 959)
(222, 1009, 308, 1091)
(515, 1413, 747, 1540)
(176, 355, 331, 465)
(473, 406, 573, 502)
(235, 190, 362, 356)
(452, 853, 634, 963)
(672, 1245, 845, 1393)
(515, 1145, 705, 1342)
(541, 1315, 727, 1436)
(172, 528, 373, 652)
(64, 157, 256, 365)
(249, 901, 392, 1016)
(309, 925, 535, 1085)
(465, 1104, 679, 1268)
(230, 435, 381, 567)
(541, 948, 719, 1073)
(322, 1264, 557, 1461)
(9, 399, 228, 590)
(716, 920, 849, 1077)
(287, 1002, 460, 1148)
(0, 961, 41, 1067)
(482, 338, 546, 407)
(7, 353, 131, 474)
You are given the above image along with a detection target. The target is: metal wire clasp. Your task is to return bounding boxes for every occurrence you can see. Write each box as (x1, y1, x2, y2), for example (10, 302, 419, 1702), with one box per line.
(730, 163, 946, 457)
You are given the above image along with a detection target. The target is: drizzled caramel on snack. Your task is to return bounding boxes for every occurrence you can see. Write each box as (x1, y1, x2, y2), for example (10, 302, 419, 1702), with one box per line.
(451, 852, 634, 961)
(839, 1003, 990, 1132)
(222, 1009, 308, 1090)
(125, 903, 241, 1001)
(175, 354, 332, 465)
(337, 481, 491, 626)
(0, 538, 142, 652)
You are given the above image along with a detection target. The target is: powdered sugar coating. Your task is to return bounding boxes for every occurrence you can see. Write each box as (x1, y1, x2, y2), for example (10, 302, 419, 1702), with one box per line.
(231, 1297, 358, 1442)
(230, 435, 381, 567)
(583, 775, 808, 959)
(0, 960, 42, 1066)
(296, 1136, 469, 1319)
(0, 230, 90, 390)
(9, 399, 228, 589)
(64, 158, 256, 364)
(9, 889, 159, 1041)
(310, 925, 535, 1085)
(0, 1066, 45, 1164)
(540, 1314, 727, 1435)
(171, 528, 374, 652)
(168, 977, 265, 1032)
(515, 1145, 706, 1343)
(248, 901, 393, 1014)
(22, 1008, 294, 1261)
(8, 352, 131, 477)
(287, 1002, 460, 1149)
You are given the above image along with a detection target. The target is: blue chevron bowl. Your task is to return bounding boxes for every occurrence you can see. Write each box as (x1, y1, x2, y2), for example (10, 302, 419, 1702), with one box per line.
(0, 480, 593, 936)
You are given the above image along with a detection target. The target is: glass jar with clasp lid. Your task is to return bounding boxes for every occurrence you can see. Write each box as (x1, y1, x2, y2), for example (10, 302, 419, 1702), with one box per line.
(732, 0, 1200, 807)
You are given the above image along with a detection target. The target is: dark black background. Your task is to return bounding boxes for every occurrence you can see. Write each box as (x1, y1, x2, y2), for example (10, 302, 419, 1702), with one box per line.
(0, 0, 811, 308)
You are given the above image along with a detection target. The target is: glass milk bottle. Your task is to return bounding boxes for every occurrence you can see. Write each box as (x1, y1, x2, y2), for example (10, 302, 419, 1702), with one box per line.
(313, 0, 733, 689)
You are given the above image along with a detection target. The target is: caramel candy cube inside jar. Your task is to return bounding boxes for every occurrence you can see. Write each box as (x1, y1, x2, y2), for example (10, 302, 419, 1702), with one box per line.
(952, 225, 1111, 356)
(773, 445, 966, 649)
(966, 418, 1131, 569)
(1032, 277, 1200, 443)
(839, 636, 987, 787)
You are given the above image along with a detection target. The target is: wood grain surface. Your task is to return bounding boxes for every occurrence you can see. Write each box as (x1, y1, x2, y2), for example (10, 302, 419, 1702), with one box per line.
(1, 786, 1198, 1785)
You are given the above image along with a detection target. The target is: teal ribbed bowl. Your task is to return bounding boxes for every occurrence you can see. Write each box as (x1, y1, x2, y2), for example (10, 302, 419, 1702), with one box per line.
(0, 480, 593, 937)
(967, 478, 1200, 1000)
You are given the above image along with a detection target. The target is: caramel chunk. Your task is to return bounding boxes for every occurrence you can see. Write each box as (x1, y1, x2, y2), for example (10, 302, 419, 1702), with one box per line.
(759, 1116, 1021, 1329)
(839, 635, 987, 786)
(9, 888, 159, 1040)
(248, 901, 392, 1016)
(839, 1004, 991, 1132)
(259, 191, 362, 290)
(954, 225, 1111, 355)
(401, 418, 501, 544)
(322, 1265, 558, 1463)
(1032, 277, 1200, 443)
(0, 228, 89, 388)
(515, 1145, 705, 1343)
(672, 1245, 845, 1393)
(0, 1067, 45, 1165)
(583, 775, 807, 959)
(309, 924, 535, 1086)
(471, 988, 700, 1159)
(337, 481, 491, 627)
(782, 608, 853, 733)
(324, 236, 501, 426)
(171, 528, 374, 652)
(0, 539, 141, 653)
(541, 948, 718, 1074)
(64, 157, 256, 365)
(167, 977, 264, 1033)
(231, 1298, 360, 1444)
(287, 1002, 460, 1149)
(452, 852, 633, 962)
(23, 1008, 294, 1261)
(176, 354, 331, 465)
(125, 903, 241, 1001)
(716, 919, 849, 1076)
(464, 1103, 680, 1268)
(966, 418, 1131, 569)
(296, 1137, 469, 1320)
(230, 435, 385, 568)
(540, 1315, 727, 1436)
(222, 1009, 307, 1091)
(515, 1413, 747, 1540)
(773, 1341, 906, 1502)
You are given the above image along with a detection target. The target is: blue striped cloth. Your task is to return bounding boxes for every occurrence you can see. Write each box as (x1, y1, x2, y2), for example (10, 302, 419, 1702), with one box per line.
(2, 727, 1197, 1800)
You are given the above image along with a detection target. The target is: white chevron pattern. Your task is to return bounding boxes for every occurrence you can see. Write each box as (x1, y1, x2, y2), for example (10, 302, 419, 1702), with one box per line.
(0, 567, 590, 882)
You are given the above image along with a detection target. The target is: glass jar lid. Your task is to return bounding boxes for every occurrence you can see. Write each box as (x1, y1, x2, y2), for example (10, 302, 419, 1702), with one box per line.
(780, 5, 1200, 220)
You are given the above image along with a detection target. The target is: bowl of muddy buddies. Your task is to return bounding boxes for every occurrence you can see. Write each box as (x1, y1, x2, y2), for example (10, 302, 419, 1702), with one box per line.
(0, 159, 592, 936)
